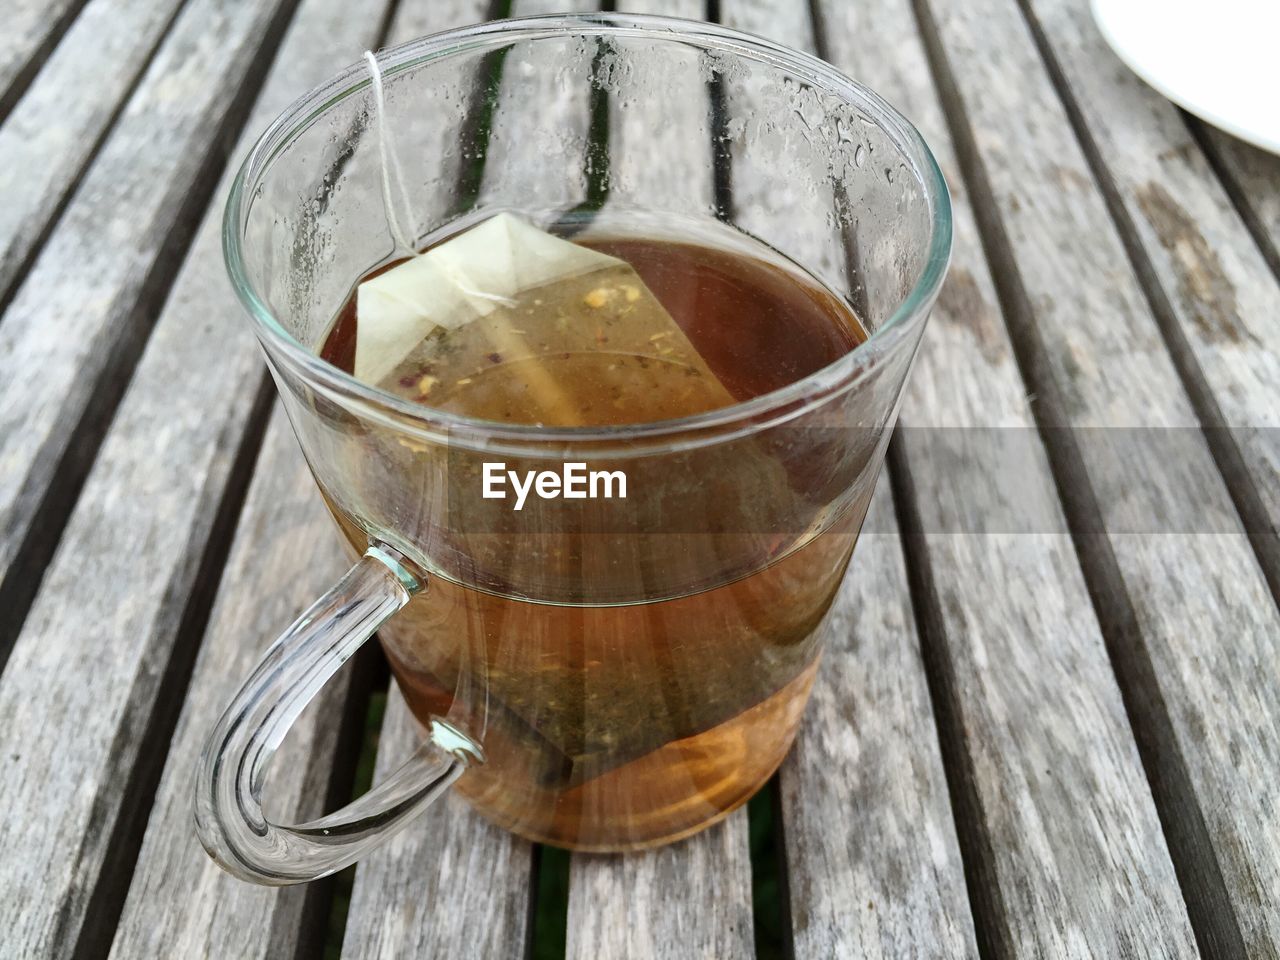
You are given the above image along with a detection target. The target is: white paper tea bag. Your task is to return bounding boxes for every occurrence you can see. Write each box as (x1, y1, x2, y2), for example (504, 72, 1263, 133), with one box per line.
(354, 213, 738, 426)
(355, 214, 619, 383)
(356, 50, 733, 425)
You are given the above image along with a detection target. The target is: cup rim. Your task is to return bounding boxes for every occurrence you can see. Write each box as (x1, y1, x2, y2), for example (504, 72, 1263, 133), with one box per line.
(224, 12, 952, 450)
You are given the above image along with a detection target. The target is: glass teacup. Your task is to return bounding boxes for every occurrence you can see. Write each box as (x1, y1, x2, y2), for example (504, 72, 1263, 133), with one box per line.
(196, 14, 951, 884)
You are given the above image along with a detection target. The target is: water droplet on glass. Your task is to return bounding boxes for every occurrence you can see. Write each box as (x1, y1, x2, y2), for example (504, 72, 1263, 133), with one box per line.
(884, 166, 894, 183)
(854, 144, 865, 167)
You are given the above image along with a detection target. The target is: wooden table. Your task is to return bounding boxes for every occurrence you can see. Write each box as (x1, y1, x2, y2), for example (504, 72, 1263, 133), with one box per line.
(1, 0, 1276, 957)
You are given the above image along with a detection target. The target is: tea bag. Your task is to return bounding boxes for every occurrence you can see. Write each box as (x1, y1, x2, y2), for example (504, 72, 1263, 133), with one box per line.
(357, 54, 829, 792)
(357, 51, 735, 424)
(355, 213, 737, 425)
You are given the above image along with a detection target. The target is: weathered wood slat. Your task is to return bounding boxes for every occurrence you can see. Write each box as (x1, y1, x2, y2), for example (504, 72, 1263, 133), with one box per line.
(562, 4, 753, 958)
(815, 0, 1202, 955)
(338, 5, 543, 956)
(915, 0, 1280, 952)
(341, 690, 536, 958)
(0, 0, 87, 118)
(713, 1, 811, 53)
(0, 0, 399, 954)
(1023, 0, 1280, 601)
(1201, 129, 1280, 266)
(566, 816, 753, 960)
(0, 0, 301, 640)
(778, 485, 979, 959)
(714, 3, 979, 955)
(0, 0, 187, 300)
(107, 409, 361, 960)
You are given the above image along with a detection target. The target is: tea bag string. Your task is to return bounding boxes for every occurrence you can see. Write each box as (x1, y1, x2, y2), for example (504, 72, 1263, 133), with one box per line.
(365, 51, 420, 256)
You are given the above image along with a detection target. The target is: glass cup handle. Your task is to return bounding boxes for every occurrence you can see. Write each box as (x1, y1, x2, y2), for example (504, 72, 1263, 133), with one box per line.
(195, 544, 483, 885)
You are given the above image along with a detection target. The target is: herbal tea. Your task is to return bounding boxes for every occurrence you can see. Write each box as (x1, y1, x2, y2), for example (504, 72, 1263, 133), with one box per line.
(319, 221, 873, 850)
(322, 221, 863, 425)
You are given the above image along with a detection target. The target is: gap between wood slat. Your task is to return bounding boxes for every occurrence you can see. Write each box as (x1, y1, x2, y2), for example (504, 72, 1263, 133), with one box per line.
(64, 374, 274, 960)
(766, 778, 792, 960)
(0, 0, 195, 321)
(704, 0, 733, 220)
(884, 439, 1008, 960)
(451, 0, 514, 210)
(564, 17, 613, 226)
(372, 0, 408, 53)
(276, 648, 388, 960)
(530, 846, 573, 960)
(906, 0, 1248, 954)
(746, 778, 791, 960)
(317, 673, 393, 960)
(0, 0, 93, 126)
(1010, 0, 1280, 624)
(0, 0, 307, 682)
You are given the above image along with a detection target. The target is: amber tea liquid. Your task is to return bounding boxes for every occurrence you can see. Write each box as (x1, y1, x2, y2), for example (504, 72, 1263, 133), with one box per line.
(320, 229, 870, 850)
